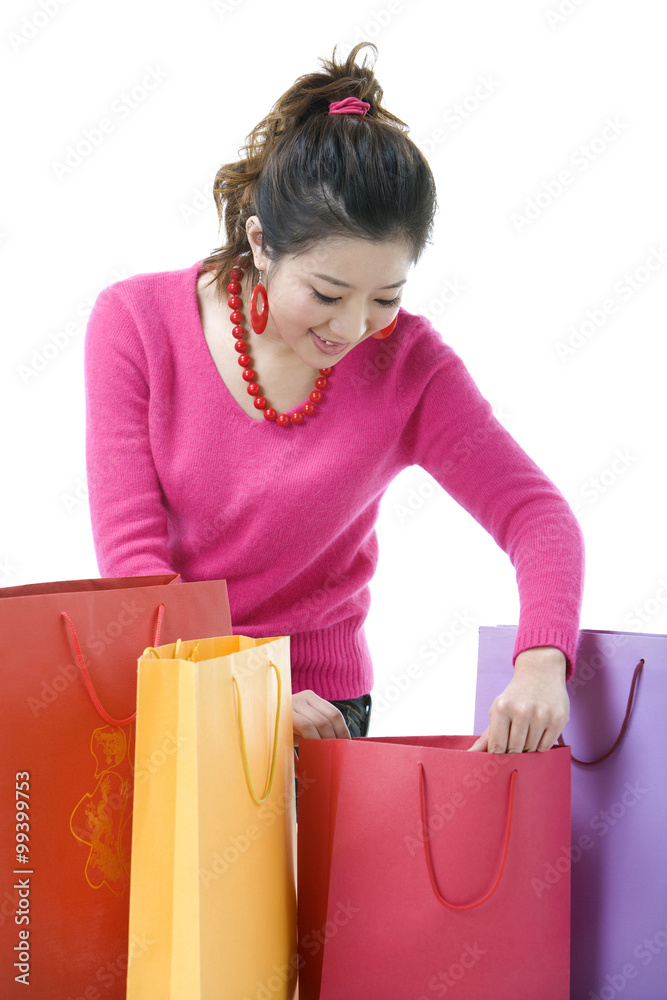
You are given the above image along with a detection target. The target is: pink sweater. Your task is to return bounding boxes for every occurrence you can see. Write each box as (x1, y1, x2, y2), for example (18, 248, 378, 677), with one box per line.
(84, 258, 584, 698)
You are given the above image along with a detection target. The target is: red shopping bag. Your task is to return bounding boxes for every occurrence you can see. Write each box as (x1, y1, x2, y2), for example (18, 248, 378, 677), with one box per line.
(0, 574, 231, 1000)
(297, 734, 571, 1000)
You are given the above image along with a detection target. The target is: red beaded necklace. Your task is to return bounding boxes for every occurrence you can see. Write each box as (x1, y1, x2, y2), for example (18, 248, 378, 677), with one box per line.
(226, 263, 332, 428)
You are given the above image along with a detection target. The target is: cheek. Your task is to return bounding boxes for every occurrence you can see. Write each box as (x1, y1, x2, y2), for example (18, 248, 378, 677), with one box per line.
(274, 290, 322, 329)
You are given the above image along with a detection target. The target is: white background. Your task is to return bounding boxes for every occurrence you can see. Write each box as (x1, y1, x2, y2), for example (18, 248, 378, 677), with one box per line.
(2, 0, 665, 736)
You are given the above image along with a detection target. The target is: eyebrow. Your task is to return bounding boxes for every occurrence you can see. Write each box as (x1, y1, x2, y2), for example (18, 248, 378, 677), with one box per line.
(312, 272, 407, 290)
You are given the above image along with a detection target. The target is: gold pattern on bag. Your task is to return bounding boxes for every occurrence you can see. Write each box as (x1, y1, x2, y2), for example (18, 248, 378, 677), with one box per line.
(69, 724, 134, 895)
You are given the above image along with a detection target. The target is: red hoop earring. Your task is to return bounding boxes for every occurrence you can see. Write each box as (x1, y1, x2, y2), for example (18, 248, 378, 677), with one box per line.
(250, 276, 269, 334)
(371, 315, 398, 340)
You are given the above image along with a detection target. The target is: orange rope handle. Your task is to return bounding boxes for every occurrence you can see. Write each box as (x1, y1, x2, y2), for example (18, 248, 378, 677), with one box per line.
(61, 603, 166, 727)
(419, 764, 518, 910)
(557, 659, 644, 766)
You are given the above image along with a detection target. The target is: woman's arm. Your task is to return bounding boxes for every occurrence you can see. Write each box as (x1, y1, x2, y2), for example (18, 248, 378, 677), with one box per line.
(396, 320, 584, 750)
(84, 286, 175, 578)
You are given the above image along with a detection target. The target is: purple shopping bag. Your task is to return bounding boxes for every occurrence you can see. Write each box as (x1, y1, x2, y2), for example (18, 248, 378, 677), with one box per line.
(474, 626, 667, 1000)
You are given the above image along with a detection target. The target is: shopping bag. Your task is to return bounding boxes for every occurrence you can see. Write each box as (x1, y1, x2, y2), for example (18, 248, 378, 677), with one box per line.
(297, 733, 571, 1000)
(126, 634, 297, 1000)
(474, 625, 667, 1000)
(0, 574, 231, 1000)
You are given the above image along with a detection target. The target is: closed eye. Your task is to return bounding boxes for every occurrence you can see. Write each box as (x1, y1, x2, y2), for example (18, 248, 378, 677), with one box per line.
(311, 289, 401, 309)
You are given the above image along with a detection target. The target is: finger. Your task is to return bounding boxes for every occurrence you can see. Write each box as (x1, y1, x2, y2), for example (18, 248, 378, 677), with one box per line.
(535, 702, 570, 752)
(294, 701, 349, 740)
(293, 703, 339, 740)
(536, 721, 565, 752)
(487, 707, 511, 753)
(506, 716, 531, 753)
(467, 729, 489, 752)
(329, 706, 352, 739)
(292, 707, 327, 741)
(519, 722, 544, 754)
(303, 692, 351, 739)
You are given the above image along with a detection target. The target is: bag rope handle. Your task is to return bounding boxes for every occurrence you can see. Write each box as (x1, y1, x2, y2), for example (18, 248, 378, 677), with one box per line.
(232, 662, 282, 805)
(557, 658, 644, 766)
(419, 764, 518, 910)
(61, 603, 166, 727)
(142, 639, 200, 661)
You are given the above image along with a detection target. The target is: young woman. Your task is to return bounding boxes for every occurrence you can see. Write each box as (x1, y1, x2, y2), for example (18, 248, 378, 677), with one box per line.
(84, 42, 584, 753)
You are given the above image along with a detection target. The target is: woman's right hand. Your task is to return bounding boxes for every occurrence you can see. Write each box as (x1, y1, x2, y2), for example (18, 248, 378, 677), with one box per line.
(292, 689, 351, 743)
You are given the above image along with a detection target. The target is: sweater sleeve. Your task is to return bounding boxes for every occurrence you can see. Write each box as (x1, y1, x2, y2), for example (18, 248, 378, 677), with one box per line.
(395, 315, 584, 677)
(84, 286, 175, 578)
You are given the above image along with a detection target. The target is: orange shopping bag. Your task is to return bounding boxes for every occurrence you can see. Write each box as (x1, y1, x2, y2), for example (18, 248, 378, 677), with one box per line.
(126, 634, 297, 1000)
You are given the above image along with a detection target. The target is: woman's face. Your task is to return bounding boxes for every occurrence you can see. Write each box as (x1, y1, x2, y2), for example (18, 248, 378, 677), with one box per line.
(245, 218, 413, 370)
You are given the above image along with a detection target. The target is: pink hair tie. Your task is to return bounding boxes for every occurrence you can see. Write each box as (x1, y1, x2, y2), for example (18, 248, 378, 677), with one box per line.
(328, 96, 371, 116)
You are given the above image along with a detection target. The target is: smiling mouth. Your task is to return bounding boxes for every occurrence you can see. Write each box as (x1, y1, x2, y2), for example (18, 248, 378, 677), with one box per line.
(308, 330, 350, 357)
(313, 331, 346, 347)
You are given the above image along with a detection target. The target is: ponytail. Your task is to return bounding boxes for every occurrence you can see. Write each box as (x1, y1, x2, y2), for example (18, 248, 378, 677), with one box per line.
(200, 42, 437, 302)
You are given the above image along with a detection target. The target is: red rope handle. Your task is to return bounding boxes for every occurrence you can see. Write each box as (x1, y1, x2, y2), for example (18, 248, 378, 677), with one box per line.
(419, 764, 518, 910)
(557, 659, 644, 766)
(61, 603, 166, 727)
(153, 602, 165, 645)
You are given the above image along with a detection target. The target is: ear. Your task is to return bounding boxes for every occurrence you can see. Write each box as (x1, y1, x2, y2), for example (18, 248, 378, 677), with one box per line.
(245, 216, 270, 271)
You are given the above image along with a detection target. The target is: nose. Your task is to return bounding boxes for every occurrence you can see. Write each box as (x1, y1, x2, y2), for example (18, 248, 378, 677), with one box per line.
(327, 309, 371, 344)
